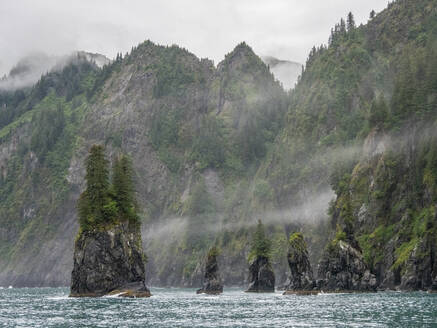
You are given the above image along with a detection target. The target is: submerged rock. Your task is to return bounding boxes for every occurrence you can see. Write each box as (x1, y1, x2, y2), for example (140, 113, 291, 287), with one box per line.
(317, 240, 377, 292)
(70, 221, 151, 298)
(283, 233, 316, 295)
(246, 256, 275, 293)
(196, 247, 223, 295)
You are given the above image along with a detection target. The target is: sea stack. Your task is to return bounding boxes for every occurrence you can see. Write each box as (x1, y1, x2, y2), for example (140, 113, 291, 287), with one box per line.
(246, 220, 275, 293)
(70, 146, 151, 298)
(283, 232, 317, 295)
(196, 247, 223, 295)
(317, 231, 377, 292)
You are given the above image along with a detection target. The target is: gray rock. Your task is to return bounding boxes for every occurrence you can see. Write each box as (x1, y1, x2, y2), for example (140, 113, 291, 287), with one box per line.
(317, 240, 377, 292)
(196, 249, 223, 295)
(400, 233, 437, 291)
(70, 221, 151, 297)
(284, 233, 316, 294)
(246, 256, 275, 293)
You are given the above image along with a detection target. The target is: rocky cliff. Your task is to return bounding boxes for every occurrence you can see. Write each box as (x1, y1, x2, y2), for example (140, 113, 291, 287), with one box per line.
(246, 256, 275, 293)
(1, 0, 437, 290)
(70, 221, 150, 297)
(283, 233, 316, 293)
(328, 126, 437, 291)
(317, 239, 377, 292)
(196, 247, 223, 295)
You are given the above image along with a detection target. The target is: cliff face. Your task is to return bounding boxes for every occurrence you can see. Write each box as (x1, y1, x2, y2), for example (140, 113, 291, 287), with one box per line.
(284, 233, 315, 292)
(196, 249, 223, 295)
(246, 256, 275, 293)
(70, 221, 150, 297)
(0, 41, 290, 288)
(328, 126, 437, 291)
(2, 0, 437, 290)
(317, 240, 377, 292)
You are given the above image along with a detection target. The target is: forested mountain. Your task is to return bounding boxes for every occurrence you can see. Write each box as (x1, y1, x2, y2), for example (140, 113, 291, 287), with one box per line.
(0, 0, 436, 290)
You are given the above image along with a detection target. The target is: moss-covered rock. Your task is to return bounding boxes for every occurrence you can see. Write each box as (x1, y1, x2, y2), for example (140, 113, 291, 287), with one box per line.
(196, 247, 223, 295)
(283, 233, 315, 294)
(317, 239, 377, 292)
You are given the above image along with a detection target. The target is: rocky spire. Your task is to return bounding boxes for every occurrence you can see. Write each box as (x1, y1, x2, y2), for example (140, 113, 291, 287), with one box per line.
(283, 232, 316, 295)
(196, 247, 223, 295)
(245, 220, 275, 293)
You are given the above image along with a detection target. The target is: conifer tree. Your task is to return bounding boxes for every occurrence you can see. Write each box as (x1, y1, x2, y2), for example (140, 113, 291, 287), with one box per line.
(112, 155, 139, 223)
(78, 145, 111, 228)
(369, 96, 388, 127)
(347, 12, 356, 31)
(250, 220, 271, 260)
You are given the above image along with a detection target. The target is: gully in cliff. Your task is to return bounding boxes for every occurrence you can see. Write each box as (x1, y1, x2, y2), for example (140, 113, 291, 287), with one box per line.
(196, 246, 223, 295)
(70, 145, 151, 298)
(245, 220, 275, 293)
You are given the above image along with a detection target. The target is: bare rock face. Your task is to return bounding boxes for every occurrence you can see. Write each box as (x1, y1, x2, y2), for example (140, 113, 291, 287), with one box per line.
(196, 249, 223, 295)
(283, 233, 316, 294)
(399, 232, 437, 291)
(317, 240, 377, 292)
(70, 222, 151, 298)
(246, 256, 275, 293)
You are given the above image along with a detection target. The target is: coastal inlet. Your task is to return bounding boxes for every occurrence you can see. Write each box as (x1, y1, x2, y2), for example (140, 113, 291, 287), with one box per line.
(0, 287, 436, 327)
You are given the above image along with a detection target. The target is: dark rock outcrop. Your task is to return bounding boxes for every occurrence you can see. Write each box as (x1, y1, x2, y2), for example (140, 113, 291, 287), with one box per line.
(196, 248, 223, 295)
(399, 232, 437, 291)
(70, 221, 151, 297)
(317, 240, 377, 292)
(246, 256, 275, 293)
(283, 233, 316, 295)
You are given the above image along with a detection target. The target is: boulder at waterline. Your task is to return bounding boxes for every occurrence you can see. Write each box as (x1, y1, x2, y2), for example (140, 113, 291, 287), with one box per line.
(196, 247, 223, 295)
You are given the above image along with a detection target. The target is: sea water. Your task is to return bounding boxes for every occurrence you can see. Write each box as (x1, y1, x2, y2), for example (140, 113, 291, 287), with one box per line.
(0, 287, 436, 327)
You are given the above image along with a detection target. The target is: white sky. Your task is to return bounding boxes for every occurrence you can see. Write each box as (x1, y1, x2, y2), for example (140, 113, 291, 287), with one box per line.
(0, 0, 388, 75)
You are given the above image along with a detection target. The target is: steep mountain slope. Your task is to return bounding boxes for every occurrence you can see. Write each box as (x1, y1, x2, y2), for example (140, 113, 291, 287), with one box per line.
(0, 41, 289, 287)
(1, 0, 436, 290)
(263, 0, 437, 290)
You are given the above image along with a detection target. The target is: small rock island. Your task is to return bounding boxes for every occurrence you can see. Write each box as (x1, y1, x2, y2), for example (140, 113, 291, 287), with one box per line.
(283, 232, 317, 295)
(70, 145, 151, 298)
(196, 247, 223, 295)
(246, 220, 275, 293)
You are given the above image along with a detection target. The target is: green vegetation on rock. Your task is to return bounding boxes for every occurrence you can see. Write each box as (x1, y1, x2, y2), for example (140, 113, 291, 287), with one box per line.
(78, 146, 139, 231)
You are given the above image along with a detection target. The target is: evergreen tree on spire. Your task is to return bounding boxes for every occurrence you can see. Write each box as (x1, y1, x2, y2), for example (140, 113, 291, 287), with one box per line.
(112, 155, 139, 224)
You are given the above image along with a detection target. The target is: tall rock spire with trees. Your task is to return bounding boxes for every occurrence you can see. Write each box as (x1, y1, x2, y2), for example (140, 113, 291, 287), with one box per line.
(70, 145, 150, 298)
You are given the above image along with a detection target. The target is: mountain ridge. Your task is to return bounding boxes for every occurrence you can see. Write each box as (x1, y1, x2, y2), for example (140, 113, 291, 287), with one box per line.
(0, 0, 436, 290)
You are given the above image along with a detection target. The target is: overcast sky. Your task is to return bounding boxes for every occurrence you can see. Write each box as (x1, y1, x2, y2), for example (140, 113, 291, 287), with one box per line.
(0, 0, 388, 76)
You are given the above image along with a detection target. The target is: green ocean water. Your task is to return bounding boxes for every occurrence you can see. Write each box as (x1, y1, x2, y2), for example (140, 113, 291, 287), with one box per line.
(0, 287, 436, 327)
